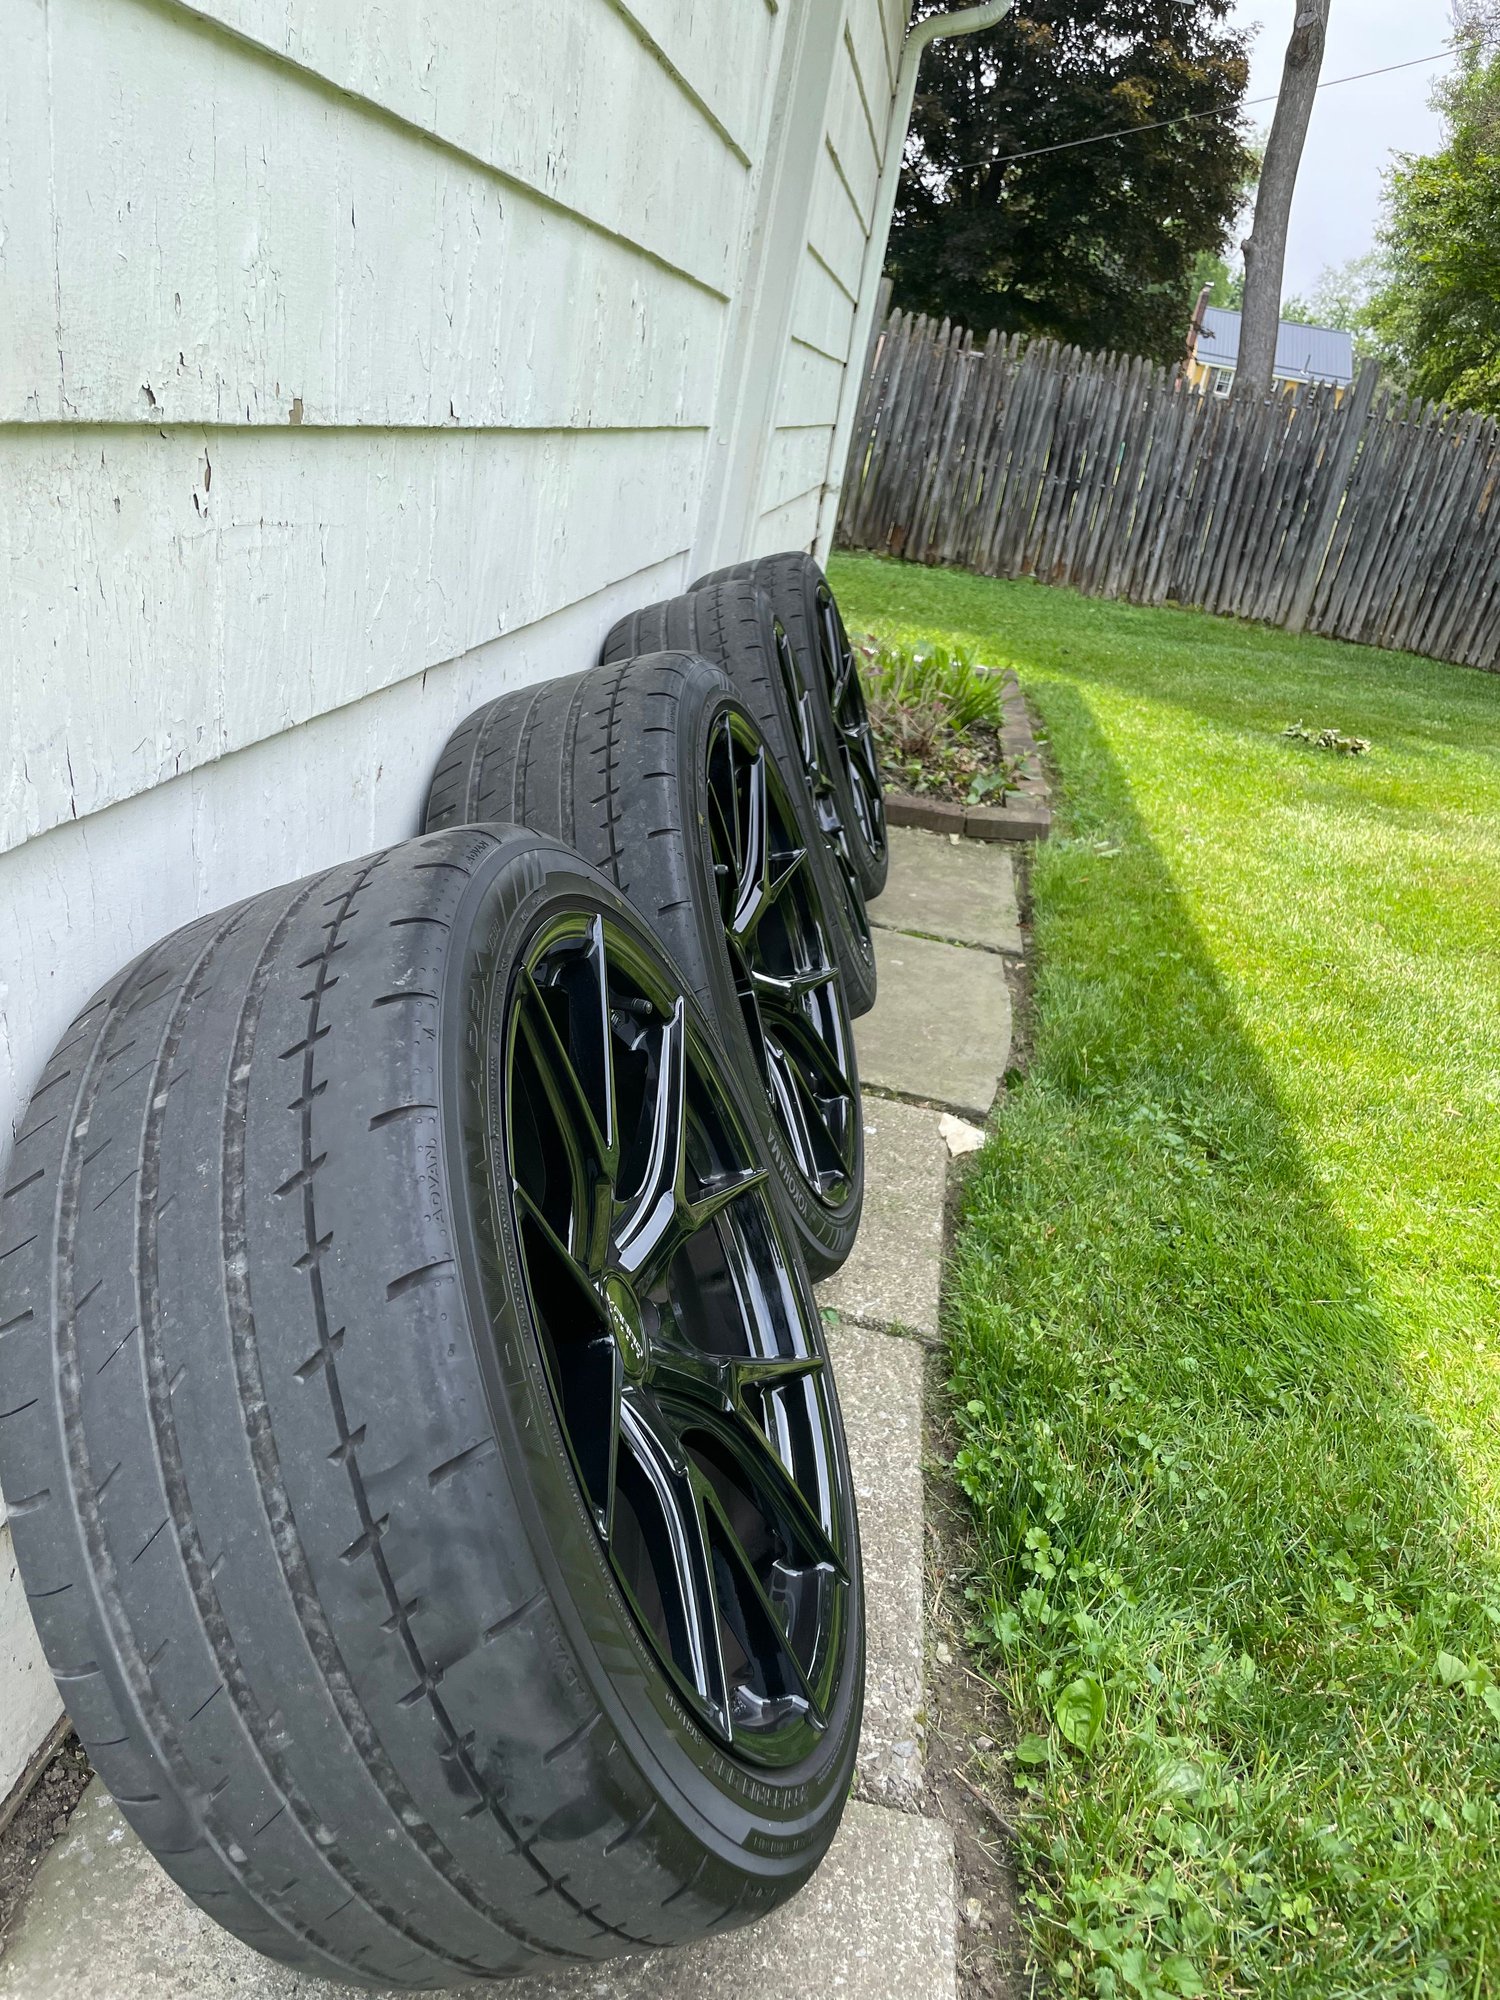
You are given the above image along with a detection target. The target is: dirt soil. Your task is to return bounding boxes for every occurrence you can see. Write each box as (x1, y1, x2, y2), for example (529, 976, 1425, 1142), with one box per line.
(922, 1419, 1035, 2000)
(873, 715, 1024, 808)
(0, 1736, 93, 1959)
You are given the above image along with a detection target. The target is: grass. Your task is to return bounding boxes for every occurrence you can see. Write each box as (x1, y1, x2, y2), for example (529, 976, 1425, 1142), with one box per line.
(830, 556, 1500, 1999)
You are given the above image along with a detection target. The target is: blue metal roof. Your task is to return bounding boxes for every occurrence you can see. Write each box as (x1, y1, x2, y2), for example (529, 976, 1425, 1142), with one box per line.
(1195, 305, 1355, 388)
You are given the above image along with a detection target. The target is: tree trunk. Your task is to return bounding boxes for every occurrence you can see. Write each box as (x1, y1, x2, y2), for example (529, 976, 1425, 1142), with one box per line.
(1236, 0, 1330, 400)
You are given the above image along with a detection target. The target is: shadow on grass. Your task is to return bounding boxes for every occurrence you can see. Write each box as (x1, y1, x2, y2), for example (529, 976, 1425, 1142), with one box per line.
(949, 681, 1500, 1998)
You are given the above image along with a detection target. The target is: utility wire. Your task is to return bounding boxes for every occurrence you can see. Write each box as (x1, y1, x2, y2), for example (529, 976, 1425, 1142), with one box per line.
(951, 46, 1455, 173)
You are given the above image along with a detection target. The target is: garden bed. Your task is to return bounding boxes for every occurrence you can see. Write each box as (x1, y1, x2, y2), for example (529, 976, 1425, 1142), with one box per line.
(855, 633, 1052, 843)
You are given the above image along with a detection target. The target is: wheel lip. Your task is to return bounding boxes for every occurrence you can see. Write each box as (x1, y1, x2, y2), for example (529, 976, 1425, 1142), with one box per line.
(703, 706, 862, 1221)
(470, 864, 864, 1784)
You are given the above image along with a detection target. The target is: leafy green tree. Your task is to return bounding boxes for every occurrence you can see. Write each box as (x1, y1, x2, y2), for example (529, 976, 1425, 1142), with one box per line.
(1282, 253, 1384, 359)
(1366, 33, 1500, 413)
(887, 1, 1252, 363)
(1190, 249, 1243, 308)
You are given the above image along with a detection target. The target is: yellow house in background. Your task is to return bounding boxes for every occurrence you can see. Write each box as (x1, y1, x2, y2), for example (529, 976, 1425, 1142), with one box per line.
(1186, 304, 1356, 400)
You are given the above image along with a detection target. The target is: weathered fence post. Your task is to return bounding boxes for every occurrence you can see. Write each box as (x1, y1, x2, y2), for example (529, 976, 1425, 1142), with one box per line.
(1282, 360, 1381, 634)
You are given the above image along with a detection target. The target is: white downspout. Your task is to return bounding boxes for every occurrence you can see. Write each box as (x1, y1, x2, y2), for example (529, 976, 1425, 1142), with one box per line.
(814, 1, 1015, 561)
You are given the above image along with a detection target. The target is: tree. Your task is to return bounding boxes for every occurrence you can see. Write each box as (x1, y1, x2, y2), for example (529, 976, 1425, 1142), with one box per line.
(1190, 249, 1244, 308)
(1366, 27, 1500, 414)
(886, 2, 1253, 363)
(1282, 253, 1383, 358)
(1236, 1, 1331, 400)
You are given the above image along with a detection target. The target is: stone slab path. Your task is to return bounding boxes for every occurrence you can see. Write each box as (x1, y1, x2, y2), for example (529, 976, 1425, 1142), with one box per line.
(869, 827, 1023, 956)
(856, 932, 1012, 1121)
(0, 834, 1021, 2000)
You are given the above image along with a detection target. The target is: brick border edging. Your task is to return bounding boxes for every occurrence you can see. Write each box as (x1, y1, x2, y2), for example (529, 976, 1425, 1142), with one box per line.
(883, 676, 1052, 843)
(885, 794, 1051, 842)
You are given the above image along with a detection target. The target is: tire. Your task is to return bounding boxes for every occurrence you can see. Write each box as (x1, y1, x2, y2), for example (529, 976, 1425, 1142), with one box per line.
(423, 657, 865, 1281)
(0, 826, 864, 1990)
(597, 578, 877, 1018)
(692, 554, 889, 899)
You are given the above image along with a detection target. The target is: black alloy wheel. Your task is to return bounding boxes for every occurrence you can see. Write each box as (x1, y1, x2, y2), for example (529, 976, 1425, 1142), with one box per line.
(812, 577, 888, 895)
(597, 577, 877, 1017)
(765, 610, 877, 999)
(692, 553, 889, 899)
(0, 826, 864, 1988)
(508, 906, 853, 1760)
(423, 654, 865, 1279)
(703, 704, 859, 1221)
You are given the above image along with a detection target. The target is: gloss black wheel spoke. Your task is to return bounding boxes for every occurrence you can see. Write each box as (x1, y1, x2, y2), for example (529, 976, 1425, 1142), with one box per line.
(651, 1340, 823, 1418)
(694, 1469, 824, 1728)
(613, 998, 766, 1290)
(620, 1392, 732, 1736)
(519, 968, 615, 1183)
(716, 1406, 846, 1583)
(737, 842, 809, 946)
(576, 915, 621, 1170)
(611, 997, 689, 1281)
(764, 1034, 823, 1183)
(820, 598, 854, 712)
(703, 709, 858, 1219)
(764, 1038, 846, 1195)
(816, 588, 885, 860)
(748, 963, 836, 1007)
(731, 744, 770, 939)
(515, 1182, 605, 1310)
(574, 1336, 623, 1539)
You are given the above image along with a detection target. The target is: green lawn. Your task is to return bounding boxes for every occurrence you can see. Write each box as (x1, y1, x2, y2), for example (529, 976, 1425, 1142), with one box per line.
(830, 556, 1500, 2000)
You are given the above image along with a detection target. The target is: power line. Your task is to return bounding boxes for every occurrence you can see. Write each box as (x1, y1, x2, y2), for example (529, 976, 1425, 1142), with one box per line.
(950, 46, 1456, 173)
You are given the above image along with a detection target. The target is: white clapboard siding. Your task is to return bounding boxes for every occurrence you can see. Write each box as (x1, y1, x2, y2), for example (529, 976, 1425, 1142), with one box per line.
(148, 0, 753, 294)
(2, 0, 734, 426)
(6, 75, 721, 433)
(760, 423, 836, 517)
(755, 484, 824, 555)
(844, 11, 891, 170)
(826, 47, 881, 230)
(806, 137, 871, 303)
(2, 552, 687, 1160)
(777, 340, 849, 432)
(5, 425, 701, 852)
(201, 0, 779, 177)
(881, 0, 908, 88)
(0, 1536, 62, 1807)
(791, 245, 859, 363)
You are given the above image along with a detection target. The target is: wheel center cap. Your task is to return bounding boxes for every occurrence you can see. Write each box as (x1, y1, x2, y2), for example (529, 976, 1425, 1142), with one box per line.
(602, 1273, 649, 1380)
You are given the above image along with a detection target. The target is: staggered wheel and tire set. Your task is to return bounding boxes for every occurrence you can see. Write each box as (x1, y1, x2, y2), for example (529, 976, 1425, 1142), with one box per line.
(0, 554, 889, 1989)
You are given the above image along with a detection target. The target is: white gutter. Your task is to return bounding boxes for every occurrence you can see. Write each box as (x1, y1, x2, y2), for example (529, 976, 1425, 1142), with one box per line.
(814, 0, 1015, 561)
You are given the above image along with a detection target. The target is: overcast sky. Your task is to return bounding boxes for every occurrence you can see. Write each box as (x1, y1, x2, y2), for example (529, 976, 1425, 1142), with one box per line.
(1227, 0, 1454, 294)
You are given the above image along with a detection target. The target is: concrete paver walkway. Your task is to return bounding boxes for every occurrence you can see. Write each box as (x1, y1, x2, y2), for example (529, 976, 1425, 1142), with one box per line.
(868, 829, 1022, 956)
(856, 931, 1012, 1120)
(818, 1096, 947, 1340)
(0, 819, 1022, 2000)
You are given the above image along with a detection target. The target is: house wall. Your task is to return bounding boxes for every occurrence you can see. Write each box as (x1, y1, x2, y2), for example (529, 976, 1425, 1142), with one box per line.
(756, 0, 903, 551)
(0, 0, 912, 1803)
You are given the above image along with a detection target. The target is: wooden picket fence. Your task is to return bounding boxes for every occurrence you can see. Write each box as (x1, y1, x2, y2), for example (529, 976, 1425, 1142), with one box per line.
(837, 309, 1500, 672)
